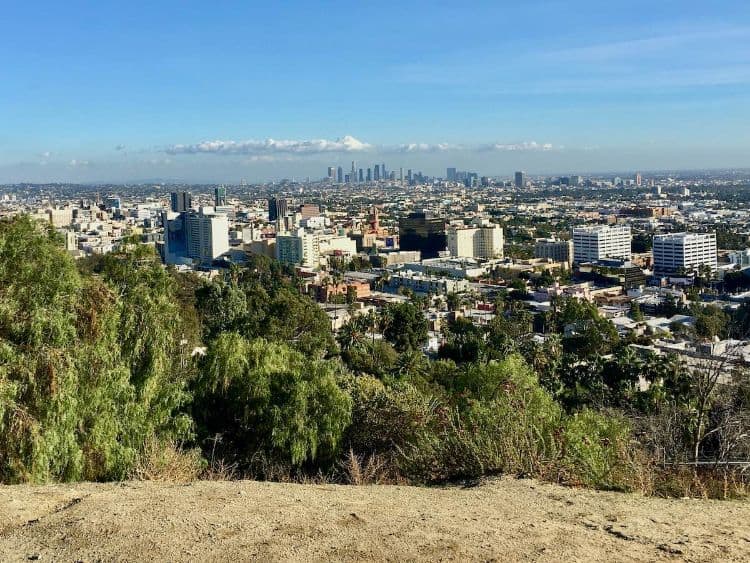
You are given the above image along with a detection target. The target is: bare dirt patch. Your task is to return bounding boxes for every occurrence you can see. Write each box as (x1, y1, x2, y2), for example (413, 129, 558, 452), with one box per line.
(0, 477, 748, 561)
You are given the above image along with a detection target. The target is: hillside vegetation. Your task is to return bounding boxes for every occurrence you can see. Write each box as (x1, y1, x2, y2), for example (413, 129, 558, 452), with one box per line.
(0, 216, 748, 498)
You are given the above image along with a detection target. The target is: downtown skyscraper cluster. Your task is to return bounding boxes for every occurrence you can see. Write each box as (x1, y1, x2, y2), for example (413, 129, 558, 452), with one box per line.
(327, 162, 389, 184)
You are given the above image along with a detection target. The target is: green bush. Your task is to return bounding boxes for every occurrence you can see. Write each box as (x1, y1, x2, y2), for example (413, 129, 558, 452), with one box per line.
(0, 217, 192, 483)
(560, 409, 636, 490)
(400, 355, 564, 482)
(195, 334, 352, 469)
(344, 376, 435, 459)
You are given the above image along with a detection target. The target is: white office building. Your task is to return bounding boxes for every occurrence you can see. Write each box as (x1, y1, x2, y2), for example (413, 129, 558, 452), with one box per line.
(164, 207, 229, 266)
(446, 219, 504, 259)
(185, 208, 229, 264)
(276, 228, 320, 269)
(572, 225, 631, 263)
(653, 232, 717, 276)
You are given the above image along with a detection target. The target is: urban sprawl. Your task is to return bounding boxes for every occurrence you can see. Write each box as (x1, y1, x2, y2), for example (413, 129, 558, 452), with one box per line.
(4, 165, 750, 372)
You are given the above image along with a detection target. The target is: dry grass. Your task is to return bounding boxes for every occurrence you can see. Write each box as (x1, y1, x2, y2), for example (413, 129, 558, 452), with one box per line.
(650, 466, 750, 500)
(130, 440, 205, 483)
(339, 449, 406, 485)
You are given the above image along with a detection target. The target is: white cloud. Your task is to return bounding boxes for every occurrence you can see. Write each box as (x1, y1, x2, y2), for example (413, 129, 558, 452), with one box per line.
(396, 142, 457, 152)
(166, 135, 370, 156)
(478, 141, 555, 152)
(162, 136, 559, 159)
(392, 141, 559, 153)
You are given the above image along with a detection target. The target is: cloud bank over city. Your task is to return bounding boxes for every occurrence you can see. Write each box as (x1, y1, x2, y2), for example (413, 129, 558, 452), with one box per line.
(163, 136, 558, 159)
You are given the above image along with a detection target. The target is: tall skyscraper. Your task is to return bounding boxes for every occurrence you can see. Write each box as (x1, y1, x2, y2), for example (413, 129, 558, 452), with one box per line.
(381, 163, 386, 180)
(366, 168, 372, 182)
(351, 161, 357, 182)
(214, 185, 227, 207)
(337, 166, 344, 183)
(635, 172, 643, 186)
(373, 164, 380, 181)
(398, 212, 447, 259)
(447, 167, 457, 182)
(268, 197, 289, 222)
(170, 191, 192, 213)
(358, 168, 364, 182)
(164, 207, 229, 266)
(514, 171, 526, 188)
(327, 166, 336, 180)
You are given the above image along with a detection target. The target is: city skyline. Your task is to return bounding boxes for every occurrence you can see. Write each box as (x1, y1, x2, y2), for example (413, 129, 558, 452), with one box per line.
(2, 1, 749, 182)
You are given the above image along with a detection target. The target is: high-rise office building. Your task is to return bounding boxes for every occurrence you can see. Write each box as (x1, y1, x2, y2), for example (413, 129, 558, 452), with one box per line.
(170, 191, 192, 213)
(164, 207, 229, 265)
(635, 172, 643, 186)
(214, 185, 227, 207)
(399, 167, 404, 181)
(351, 161, 357, 182)
(327, 166, 336, 180)
(366, 168, 372, 182)
(268, 197, 289, 222)
(653, 233, 717, 276)
(337, 166, 344, 183)
(373, 164, 380, 181)
(398, 212, 447, 259)
(572, 225, 631, 263)
(185, 208, 229, 264)
(514, 171, 526, 188)
(381, 163, 386, 181)
(447, 168, 457, 182)
(358, 168, 364, 182)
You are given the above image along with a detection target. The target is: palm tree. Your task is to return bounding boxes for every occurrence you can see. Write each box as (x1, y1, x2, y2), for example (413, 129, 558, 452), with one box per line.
(377, 269, 391, 292)
(446, 291, 461, 312)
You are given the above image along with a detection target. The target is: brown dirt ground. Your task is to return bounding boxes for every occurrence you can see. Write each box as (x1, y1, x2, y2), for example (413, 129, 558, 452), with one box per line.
(0, 477, 748, 562)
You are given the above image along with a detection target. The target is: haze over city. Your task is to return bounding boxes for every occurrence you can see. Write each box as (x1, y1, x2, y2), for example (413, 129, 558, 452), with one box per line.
(2, 0, 749, 183)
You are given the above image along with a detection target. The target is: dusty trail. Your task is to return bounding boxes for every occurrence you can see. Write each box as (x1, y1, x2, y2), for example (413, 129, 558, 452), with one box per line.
(0, 477, 748, 561)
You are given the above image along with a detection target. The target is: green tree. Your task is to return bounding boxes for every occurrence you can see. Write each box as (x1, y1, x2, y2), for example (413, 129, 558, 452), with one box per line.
(630, 301, 645, 322)
(0, 217, 191, 483)
(438, 317, 487, 364)
(381, 302, 429, 352)
(196, 334, 352, 468)
(693, 304, 729, 340)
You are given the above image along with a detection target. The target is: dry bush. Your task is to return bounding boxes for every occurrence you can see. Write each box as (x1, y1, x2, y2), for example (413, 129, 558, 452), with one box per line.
(130, 440, 205, 483)
(339, 449, 406, 485)
(202, 457, 240, 481)
(245, 450, 334, 484)
(651, 466, 749, 500)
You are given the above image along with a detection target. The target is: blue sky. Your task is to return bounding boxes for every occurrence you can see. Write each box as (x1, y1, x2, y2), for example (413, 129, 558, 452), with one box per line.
(1, 1, 749, 182)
